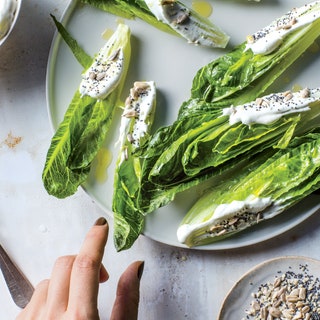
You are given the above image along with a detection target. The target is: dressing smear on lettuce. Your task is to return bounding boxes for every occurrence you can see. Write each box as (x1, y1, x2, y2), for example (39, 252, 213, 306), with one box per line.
(246, 2, 320, 55)
(223, 88, 319, 125)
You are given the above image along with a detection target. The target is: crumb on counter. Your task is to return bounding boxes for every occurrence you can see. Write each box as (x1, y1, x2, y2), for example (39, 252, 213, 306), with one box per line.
(0, 132, 22, 149)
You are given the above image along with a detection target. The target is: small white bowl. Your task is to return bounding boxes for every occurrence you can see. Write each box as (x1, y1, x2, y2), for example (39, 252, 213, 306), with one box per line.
(0, 0, 21, 47)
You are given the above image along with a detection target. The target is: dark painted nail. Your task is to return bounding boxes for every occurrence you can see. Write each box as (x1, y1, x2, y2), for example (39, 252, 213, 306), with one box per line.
(137, 261, 144, 281)
(94, 217, 107, 226)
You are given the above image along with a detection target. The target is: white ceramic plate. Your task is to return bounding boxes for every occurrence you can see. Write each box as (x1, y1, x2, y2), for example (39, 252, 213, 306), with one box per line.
(46, 0, 320, 250)
(218, 256, 320, 319)
(0, 0, 21, 47)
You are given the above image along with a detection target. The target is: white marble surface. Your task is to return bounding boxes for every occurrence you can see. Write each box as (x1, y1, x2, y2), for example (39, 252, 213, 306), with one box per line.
(0, 0, 320, 319)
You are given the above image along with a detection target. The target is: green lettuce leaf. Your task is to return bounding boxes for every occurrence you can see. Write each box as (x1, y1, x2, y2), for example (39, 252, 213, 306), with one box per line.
(112, 155, 145, 251)
(42, 92, 95, 197)
(50, 14, 92, 69)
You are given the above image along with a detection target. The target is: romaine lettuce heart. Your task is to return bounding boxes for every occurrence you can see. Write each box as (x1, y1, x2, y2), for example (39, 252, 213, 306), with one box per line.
(178, 130, 320, 247)
(43, 23, 131, 198)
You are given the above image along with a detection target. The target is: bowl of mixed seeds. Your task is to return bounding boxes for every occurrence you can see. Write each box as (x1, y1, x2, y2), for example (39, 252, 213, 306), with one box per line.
(218, 256, 320, 320)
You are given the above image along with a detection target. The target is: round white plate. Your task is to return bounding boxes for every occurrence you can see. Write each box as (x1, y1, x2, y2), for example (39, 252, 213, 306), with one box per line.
(218, 256, 320, 319)
(0, 0, 21, 47)
(46, 0, 320, 250)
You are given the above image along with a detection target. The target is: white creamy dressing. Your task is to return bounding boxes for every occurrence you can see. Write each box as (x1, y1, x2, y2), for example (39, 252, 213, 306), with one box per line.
(177, 196, 272, 244)
(222, 88, 320, 125)
(0, 0, 17, 40)
(118, 81, 156, 162)
(79, 47, 124, 100)
(246, 1, 320, 55)
(130, 82, 156, 145)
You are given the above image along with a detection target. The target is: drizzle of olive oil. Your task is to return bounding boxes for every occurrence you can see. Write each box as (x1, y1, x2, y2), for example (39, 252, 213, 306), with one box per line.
(116, 18, 125, 25)
(278, 76, 291, 85)
(101, 28, 114, 40)
(94, 147, 113, 183)
(192, 0, 212, 18)
(292, 84, 303, 92)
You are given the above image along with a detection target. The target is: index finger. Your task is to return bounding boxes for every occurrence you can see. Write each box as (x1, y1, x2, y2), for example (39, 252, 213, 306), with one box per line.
(67, 217, 109, 314)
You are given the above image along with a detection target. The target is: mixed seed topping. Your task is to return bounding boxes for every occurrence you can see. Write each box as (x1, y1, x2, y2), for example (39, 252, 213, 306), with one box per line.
(177, 197, 274, 245)
(79, 47, 124, 100)
(223, 88, 320, 125)
(246, 9, 298, 44)
(161, 0, 190, 26)
(243, 264, 320, 320)
(207, 210, 264, 238)
(119, 81, 156, 162)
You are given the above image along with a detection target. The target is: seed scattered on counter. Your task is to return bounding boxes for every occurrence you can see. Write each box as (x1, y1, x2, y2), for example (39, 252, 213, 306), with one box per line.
(242, 264, 320, 320)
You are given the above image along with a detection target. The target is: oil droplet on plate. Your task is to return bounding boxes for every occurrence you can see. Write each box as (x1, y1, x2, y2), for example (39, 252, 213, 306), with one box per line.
(94, 147, 113, 183)
(292, 83, 303, 92)
(116, 18, 125, 25)
(101, 28, 114, 40)
(192, 0, 212, 18)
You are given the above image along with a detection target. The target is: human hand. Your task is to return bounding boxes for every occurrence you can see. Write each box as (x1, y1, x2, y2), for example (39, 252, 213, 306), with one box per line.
(16, 217, 143, 320)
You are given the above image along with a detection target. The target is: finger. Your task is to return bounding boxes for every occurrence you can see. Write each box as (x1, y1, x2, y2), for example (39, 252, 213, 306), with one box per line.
(45, 255, 76, 315)
(16, 279, 49, 319)
(110, 261, 144, 320)
(68, 217, 108, 313)
(99, 263, 109, 283)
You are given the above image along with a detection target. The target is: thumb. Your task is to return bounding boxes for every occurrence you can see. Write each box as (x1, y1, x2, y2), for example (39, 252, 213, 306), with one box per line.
(110, 261, 144, 320)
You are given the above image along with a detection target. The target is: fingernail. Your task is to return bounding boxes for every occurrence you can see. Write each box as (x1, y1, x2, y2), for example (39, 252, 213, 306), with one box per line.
(94, 217, 107, 226)
(137, 261, 144, 281)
